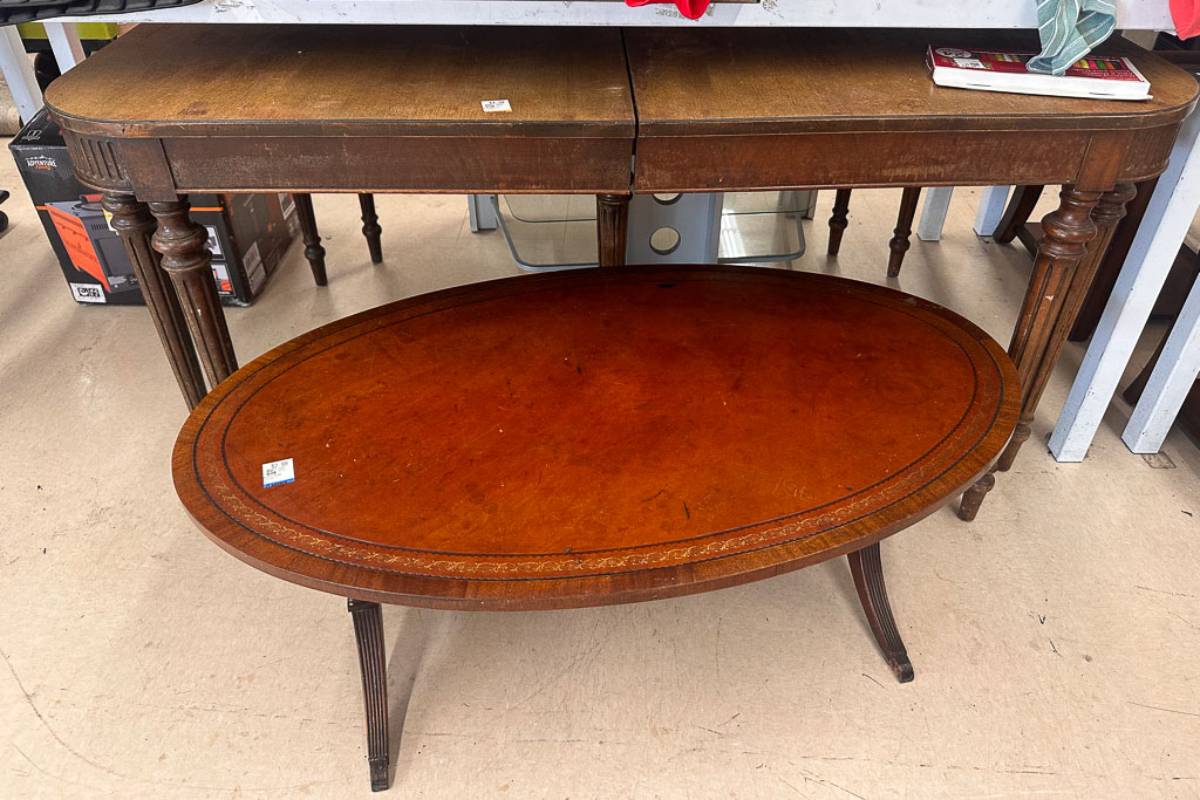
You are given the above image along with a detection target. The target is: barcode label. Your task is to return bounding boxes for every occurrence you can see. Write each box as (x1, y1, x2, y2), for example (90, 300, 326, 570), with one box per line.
(262, 458, 295, 488)
(481, 99, 512, 113)
(69, 283, 106, 303)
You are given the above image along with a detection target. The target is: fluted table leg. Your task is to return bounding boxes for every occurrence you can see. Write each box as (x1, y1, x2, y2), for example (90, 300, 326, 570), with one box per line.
(848, 542, 913, 683)
(596, 194, 630, 267)
(103, 193, 207, 408)
(348, 599, 389, 792)
(149, 198, 238, 387)
(959, 186, 1125, 521)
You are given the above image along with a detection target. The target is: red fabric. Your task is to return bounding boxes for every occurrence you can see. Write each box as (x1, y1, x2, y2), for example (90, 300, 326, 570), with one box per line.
(1173, 0, 1200, 40)
(624, 0, 711, 21)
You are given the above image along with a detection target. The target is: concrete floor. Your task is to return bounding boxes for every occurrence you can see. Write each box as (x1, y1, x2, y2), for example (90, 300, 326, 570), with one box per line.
(1, 154, 1199, 799)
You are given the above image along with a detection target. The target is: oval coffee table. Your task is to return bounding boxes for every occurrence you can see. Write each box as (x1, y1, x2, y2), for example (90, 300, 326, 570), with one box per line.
(174, 266, 1019, 791)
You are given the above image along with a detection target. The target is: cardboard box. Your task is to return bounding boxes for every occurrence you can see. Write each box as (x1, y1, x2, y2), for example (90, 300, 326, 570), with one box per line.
(9, 108, 298, 307)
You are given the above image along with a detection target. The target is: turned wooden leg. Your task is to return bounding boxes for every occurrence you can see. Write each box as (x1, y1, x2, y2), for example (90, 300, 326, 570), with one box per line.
(358, 194, 383, 264)
(958, 186, 1114, 520)
(847, 542, 913, 683)
(596, 194, 629, 268)
(149, 198, 238, 387)
(957, 472, 995, 523)
(348, 599, 389, 792)
(998, 183, 1135, 472)
(827, 188, 852, 256)
(293, 193, 328, 286)
(103, 193, 207, 408)
(993, 184, 1045, 246)
(887, 187, 921, 277)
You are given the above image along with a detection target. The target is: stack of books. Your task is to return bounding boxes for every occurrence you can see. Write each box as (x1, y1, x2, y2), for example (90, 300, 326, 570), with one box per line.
(926, 46, 1151, 101)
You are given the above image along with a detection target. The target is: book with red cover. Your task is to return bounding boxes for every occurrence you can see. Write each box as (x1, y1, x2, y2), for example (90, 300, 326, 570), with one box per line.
(927, 46, 1150, 101)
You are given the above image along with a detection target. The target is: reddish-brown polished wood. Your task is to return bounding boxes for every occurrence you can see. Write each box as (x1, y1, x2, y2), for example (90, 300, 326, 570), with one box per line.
(174, 266, 1018, 611)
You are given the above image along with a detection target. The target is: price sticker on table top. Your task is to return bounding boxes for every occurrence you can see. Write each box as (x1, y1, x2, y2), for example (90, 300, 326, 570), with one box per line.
(481, 99, 512, 113)
(262, 458, 295, 488)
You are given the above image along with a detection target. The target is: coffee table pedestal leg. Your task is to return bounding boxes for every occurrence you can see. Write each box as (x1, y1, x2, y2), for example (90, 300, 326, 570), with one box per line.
(847, 542, 914, 683)
(348, 599, 390, 791)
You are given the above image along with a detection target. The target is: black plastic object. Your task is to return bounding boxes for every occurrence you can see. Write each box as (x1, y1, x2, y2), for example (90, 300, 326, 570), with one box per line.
(1, 0, 205, 25)
(0, 189, 9, 233)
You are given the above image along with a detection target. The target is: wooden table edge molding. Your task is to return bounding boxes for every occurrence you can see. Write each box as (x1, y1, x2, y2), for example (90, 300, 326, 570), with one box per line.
(630, 108, 1198, 137)
(171, 268, 1021, 612)
(43, 110, 640, 140)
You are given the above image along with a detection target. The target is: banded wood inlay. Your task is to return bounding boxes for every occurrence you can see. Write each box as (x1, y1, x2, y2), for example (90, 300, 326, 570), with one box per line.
(174, 267, 1020, 609)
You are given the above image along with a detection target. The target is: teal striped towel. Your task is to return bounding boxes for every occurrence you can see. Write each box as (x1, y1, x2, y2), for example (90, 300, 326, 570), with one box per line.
(1027, 0, 1117, 75)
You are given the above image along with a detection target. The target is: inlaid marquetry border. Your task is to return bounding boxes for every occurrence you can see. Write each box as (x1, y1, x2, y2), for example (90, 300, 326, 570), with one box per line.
(182, 271, 1013, 585)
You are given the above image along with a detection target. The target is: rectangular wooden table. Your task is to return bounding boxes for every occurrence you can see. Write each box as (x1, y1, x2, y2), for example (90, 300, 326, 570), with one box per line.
(45, 25, 1197, 520)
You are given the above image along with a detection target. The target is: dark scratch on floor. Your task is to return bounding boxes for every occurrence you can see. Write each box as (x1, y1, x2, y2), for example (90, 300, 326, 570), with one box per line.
(861, 673, 885, 689)
(1128, 701, 1200, 718)
(1, 646, 124, 779)
(1168, 611, 1200, 632)
(801, 770, 869, 800)
(1136, 585, 1197, 599)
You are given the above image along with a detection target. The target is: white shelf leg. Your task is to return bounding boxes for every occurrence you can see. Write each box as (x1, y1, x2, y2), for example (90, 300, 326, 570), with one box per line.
(1049, 104, 1200, 461)
(0, 26, 42, 123)
(916, 187, 953, 241)
(973, 186, 1012, 237)
(1122, 276, 1200, 453)
(43, 23, 86, 73)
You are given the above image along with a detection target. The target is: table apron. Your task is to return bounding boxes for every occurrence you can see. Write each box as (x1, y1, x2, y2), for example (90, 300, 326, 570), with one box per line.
(63, 127, 1179, 199)
(163, 136, 635, 196)
(633, 129, 1176, 193)
(60, 135, 635, 199)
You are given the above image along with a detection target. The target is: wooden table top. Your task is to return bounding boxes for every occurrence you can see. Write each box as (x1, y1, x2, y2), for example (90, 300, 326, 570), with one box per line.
(625, 28, 1198, 136)
(174, 267, 1018, 610)
(47, 26, 1196, 142)
(45, 24, 636, 139)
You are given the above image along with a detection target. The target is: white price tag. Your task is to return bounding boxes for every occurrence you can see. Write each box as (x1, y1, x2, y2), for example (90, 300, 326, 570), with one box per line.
(953, 58, 985, 70)
(262, 458, 295, 488)
(481, 99, 512, 113)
